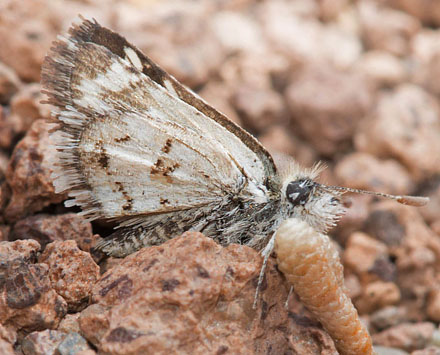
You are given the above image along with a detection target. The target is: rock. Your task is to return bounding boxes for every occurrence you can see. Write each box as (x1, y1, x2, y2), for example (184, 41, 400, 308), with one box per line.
(261, 1, 361, 68)
(335, 152, 414, 196)
(343, 232, 389, 276)
(22, 329, 67, 355)
(0, 62, 21, 104)
(232, 85, 285, 133)
(211, 11, 266, 53)
(121, 2, 224, 89)
(411, 346, 440, 355)
(355, 281, 401, 314)
(39, 240, 100, 311)
(4, 119, 66, 222)
(56, 332, 91, 355)
(0, 0, 61, 82)
(374, 346, 409, 355)
(198, 81, 241, 125)
(355, 84, 440, 179)
(370, 306, 409, 330)
(259, 125, 318, 167)
(386, 0, 440, 27)
(358, 1, 420, 56)
(0, 338, 14, 355)
(9, 83, 51, 134)
(286, 64, 372, 155)
(0, 240, 67, 332)
(11, 213, 100, 252)
(318, 0, 350, 22)
(219, 51, 289, 133)
(0, 106, 16, 150)
(372, 322, 435, 352)
(427, 289, 440, 322)
(364, 202, 440, 321)
(411, 29, 440, 97)
(333, 194, 371, 246)
(0, 323, 16, 355)
(78, 304, 109, 348)
(354, 50, 407, 88)
(0, 238, 40, 262)
(57, 313, 81, 334)
(80, 232, 338, 354)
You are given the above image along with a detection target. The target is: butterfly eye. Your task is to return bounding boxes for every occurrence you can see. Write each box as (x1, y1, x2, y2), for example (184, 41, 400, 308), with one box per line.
(286, 179, 314, 206)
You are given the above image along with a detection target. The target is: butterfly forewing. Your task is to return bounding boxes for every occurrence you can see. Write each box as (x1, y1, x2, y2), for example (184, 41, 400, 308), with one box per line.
(41, 18, 278, 221)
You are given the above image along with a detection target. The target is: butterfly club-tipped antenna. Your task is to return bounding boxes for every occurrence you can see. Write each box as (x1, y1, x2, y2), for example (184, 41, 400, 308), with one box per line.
(320, 184, 430, 207)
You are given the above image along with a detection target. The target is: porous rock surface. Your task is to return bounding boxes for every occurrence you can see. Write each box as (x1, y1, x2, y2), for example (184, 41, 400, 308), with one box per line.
(81, 232, 337, 354)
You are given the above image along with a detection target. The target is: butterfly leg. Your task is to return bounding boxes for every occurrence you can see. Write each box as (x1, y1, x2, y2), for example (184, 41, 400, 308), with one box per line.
(252, 231, 276, 309)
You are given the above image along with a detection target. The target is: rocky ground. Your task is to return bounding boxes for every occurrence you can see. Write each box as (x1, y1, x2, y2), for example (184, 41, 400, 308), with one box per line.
(1, 0, 440, 354)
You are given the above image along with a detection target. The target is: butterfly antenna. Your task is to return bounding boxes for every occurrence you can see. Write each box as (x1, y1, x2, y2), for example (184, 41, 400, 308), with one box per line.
(321, 185, 429, 207)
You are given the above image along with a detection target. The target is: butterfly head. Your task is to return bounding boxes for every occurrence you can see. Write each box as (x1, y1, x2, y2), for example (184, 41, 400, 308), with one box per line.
(285, 178, 316, 206)
(279, 160, 429, 233)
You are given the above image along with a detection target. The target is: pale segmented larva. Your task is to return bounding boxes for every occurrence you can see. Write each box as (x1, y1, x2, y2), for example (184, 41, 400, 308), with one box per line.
(275, 218, 374, 355)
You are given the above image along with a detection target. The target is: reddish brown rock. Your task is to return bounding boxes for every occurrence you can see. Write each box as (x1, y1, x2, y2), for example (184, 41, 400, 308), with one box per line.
(355, 84, 440, 179)
(80, 232, 338, 354)
(286, 64, 372, 155)
(4, 119, 65, 222)
(343, 232, 389, 276)
(211, 11, 266, 54)
(261, 1, 361, 68)
(198, 81, 241, 125)
(11, 213, 100, 252)
(335, 152, 414, 196)
(364, 202, 440, 320)
(124, 3, 224, 89)
(0, 237, 40, 257)
(333, 194, 372, 245)
(39, 240, 100, 311)
(232, 85, 285, 133)
(0, 338, 14, 355)
(358, 1, 420, 56)
(78, 304, 110, 348)
(0, 106, 16, 150)
(22, 329, 67, 355)
(372, 322, 435, 352)
(411, 30, 440, 97)
(412, 346, 440, 355)
(57, 313, 81, 334)
(318, 0, 350, 22)
(355, 281, 401, 314)
(259, 125, 318, 168)
(0, 62, 21, 104)
(9, 83, 51, 134)
(218, 51, 289, 133)
(0, 240, 67, 332)
(0, 0, 61, 82)
(56, 332, 91, 355)
(370, 306, 409, 331)
(0, 323, 16, 353)
(386, 0, 440, 27)
(426, 289, 440, 322)
(354, 51, 407, 88)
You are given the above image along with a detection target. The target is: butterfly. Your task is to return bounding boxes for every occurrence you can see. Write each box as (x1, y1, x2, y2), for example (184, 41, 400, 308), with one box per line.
(41, 18, 428, 269)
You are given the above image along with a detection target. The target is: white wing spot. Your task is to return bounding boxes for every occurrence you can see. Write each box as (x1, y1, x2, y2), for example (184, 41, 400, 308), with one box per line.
(124, 47, 143, 71)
